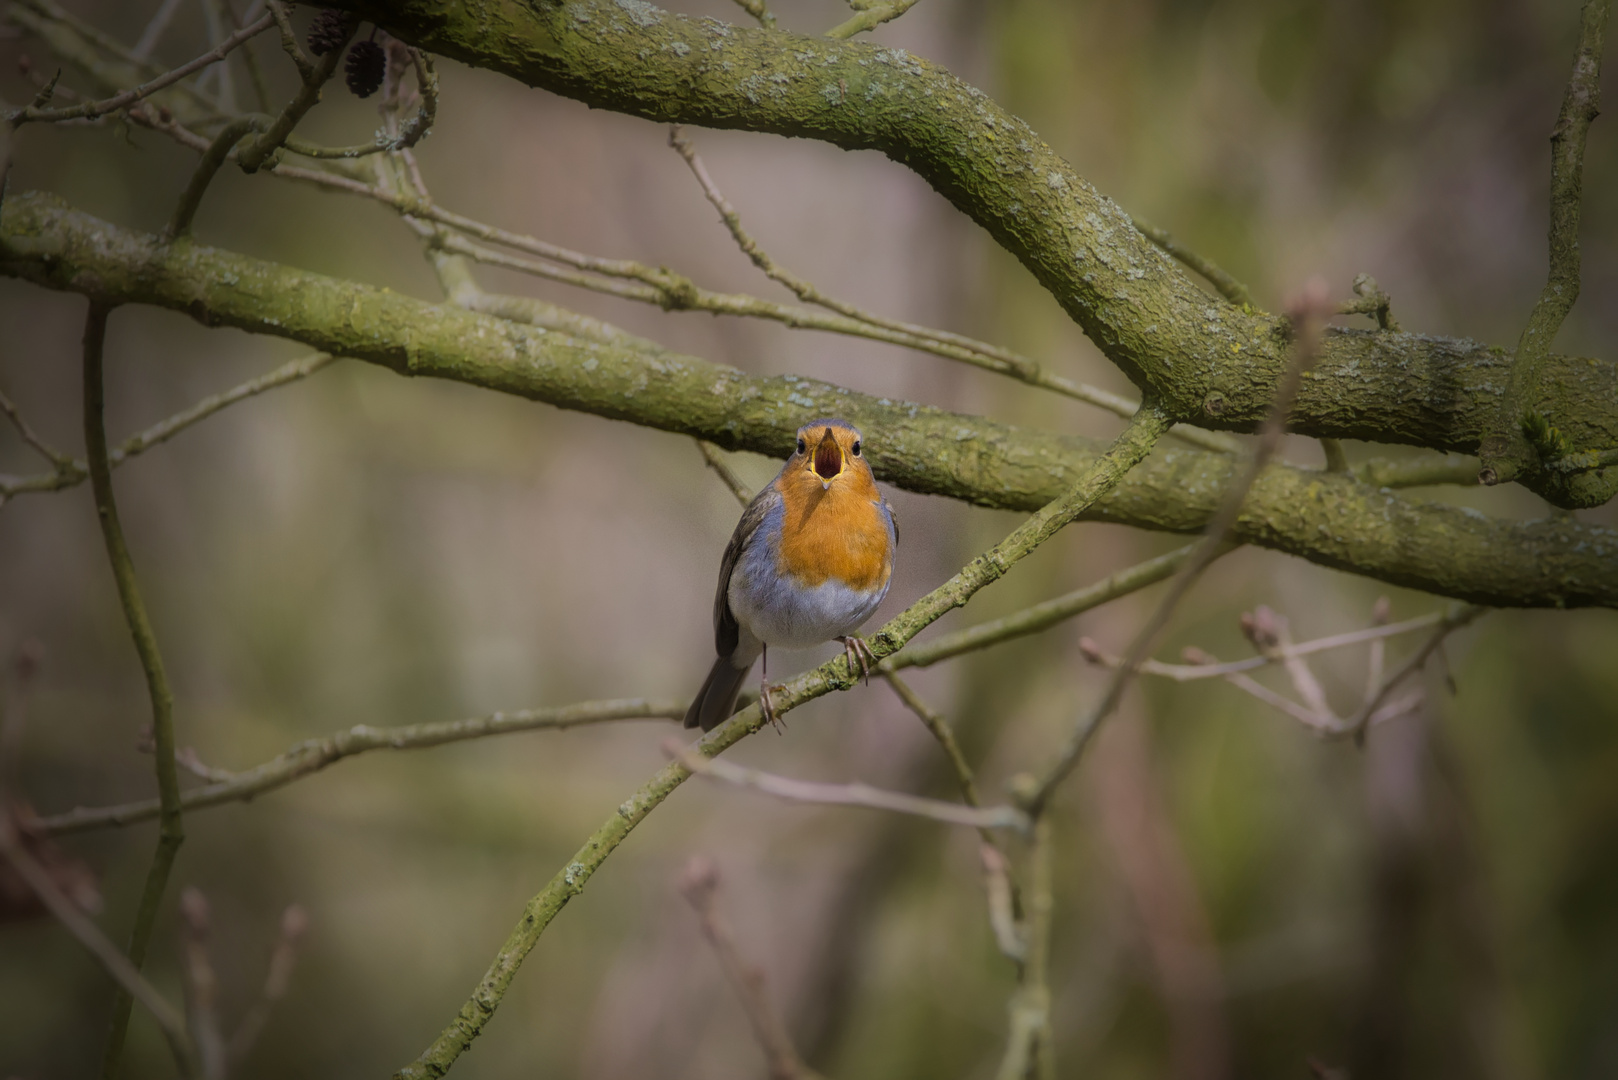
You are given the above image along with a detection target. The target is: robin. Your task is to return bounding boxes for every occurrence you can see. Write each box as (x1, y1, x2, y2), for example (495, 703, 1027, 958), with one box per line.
(684, 419, 898, 732)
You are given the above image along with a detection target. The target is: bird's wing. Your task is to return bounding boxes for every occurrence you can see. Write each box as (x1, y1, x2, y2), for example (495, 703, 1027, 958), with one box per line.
(714, 483, 781, 658)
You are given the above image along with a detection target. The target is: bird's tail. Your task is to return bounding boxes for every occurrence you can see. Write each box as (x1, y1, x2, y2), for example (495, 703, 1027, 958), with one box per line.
(683, 654, 755, 732)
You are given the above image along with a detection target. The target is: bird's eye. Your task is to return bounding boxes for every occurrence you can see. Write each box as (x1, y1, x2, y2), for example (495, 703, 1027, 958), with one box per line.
(796, 437, 807, 454)
(851, 440, 862, 456)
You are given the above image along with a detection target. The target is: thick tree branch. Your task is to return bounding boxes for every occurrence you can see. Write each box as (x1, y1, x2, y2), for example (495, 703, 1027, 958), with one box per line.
(321, 0, 1616, 506)
(3, 194, 1614, 607)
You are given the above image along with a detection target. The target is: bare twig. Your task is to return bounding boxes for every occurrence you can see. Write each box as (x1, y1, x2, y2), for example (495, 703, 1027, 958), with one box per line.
(679, 858, 823, 1080)
(132, 0, 189, 61)
(179, 888, 227, 1080)
(729, 0, 776, 29)
(263, 0, 312, 79)
(277, 52, 438, 160)
(669, 126, 1238, 454)
(0, 385, 72, 467)
(2, 354, 334, 507)
(32, 698, 687, 836)
(6, 11, 274, 126)
(826, 0, 921, 38)
(882, 673, 982, 810)
(167, 114, 262, 237)
(83, 302, 191, 1079)
(884, 543, 1207, 673)
(696, 439, 754, 506)
(1336, 273, 1401, 332)
(980, 843, 1025, 962)
(1078, 610, 1446, 684)
(1027, 282, 1335, 813)
(0, 816, 194, 1075)
(1485, 0, 1611, 484)
(992, 804, 1054, 1080)
(1345, 604, 1486, 744)
(264, 148, 1239, 453)
(234, 13, 353, 173)
(227, 904, 309, 1066)
(664, 739, 1029, 832)
(1131, 217, 1253, 308)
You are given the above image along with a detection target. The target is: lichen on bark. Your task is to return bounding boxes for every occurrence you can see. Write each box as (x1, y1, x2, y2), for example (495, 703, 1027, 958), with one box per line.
(310, 0, 1616, 507)
(4, 192, 1613, 608)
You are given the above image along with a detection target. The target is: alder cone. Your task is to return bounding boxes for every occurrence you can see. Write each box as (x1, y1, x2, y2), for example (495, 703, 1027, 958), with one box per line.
(305, 10, 347, 57)
(345, 40, 386, 98)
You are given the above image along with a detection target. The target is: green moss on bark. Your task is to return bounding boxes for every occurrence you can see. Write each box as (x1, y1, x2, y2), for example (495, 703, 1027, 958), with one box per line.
(4, 191, 1614, 608)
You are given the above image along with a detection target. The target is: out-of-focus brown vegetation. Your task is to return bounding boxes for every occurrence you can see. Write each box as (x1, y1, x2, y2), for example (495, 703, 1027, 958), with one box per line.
(1, 1, 1616, 1078)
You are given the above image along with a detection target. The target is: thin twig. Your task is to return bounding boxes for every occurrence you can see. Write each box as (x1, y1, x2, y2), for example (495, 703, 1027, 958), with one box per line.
(265, 153, 1239, 454)
(84, 302, 190, 1080)
(884, 543, 1207, 673)
(6, 12, 274, 126)
(235, 14, 353, 173)
(1487, 0, 1611, 482)
(167, 114, 262, 237)
(0, 817, 195, 1075)
(0, 385, 72, 467)
(132, 0, 187, 60)
(679, 858, 823, 1080)
(825, 0, 921, 38)
(992, 806, 1054, 1080)
(179, 888, 227, 1080)
(227, 904, 309, 1066)
(1075, 611, 1447, 683)
(1344, 604, 1486, 744)
(263, 0, 312, 79)
(277, 52, 438, 159)
(882, 673, 982, 809)
(2, 353, 333, 507)
(729, 0, 776, 28)
(1336, 273, 1400, 332)
(1026, 282, 1335, 813)
(669, 126, 1239, 454)
(664, 739, 1029, 831)
(1131, 217, 1253, 308)
(31, 698, 688, 836)
(696, 440, 754, 506)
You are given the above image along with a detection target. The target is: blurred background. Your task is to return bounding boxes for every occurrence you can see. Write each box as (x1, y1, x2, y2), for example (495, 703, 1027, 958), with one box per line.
(2, 1, 1616, 1077)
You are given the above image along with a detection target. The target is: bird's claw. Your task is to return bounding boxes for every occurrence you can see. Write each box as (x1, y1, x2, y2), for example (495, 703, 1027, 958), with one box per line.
(838, 635, 875, 686)
(759, 682, 786, 734)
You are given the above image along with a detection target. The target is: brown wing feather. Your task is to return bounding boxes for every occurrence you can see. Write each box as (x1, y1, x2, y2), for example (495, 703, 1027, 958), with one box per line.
(713, 484, 781, 658)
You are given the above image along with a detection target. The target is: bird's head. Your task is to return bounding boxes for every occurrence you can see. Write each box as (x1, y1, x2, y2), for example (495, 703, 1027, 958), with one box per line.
(790, 419, 869, 491)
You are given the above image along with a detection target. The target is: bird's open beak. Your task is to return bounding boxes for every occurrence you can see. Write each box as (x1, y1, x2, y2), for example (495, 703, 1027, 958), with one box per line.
(812, 428, 843, 487)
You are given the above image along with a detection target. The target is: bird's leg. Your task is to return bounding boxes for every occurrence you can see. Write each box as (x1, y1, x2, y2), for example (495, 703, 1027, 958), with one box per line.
(837, 636, 876, 686)
(759, 644, 785, 734)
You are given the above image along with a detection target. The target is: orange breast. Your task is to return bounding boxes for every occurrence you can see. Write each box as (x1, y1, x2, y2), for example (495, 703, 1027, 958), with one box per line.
(773, 474, 892, 592)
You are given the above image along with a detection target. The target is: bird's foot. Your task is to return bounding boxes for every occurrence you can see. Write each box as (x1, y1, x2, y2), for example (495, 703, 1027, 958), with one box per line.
(838, 635, 876, 686)
(759, 682, 786, 734)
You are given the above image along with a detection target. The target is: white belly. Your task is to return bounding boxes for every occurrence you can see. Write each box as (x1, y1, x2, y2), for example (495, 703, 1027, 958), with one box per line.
(729, 569, 887, 650)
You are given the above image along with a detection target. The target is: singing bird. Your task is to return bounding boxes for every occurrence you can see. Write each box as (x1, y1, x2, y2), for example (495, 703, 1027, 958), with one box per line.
(684, 419, 897, 732)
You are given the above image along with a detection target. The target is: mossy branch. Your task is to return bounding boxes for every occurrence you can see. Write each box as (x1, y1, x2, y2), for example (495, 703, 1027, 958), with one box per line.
(3, 193, 1615, 607)
(313, 0, 1615, 506)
